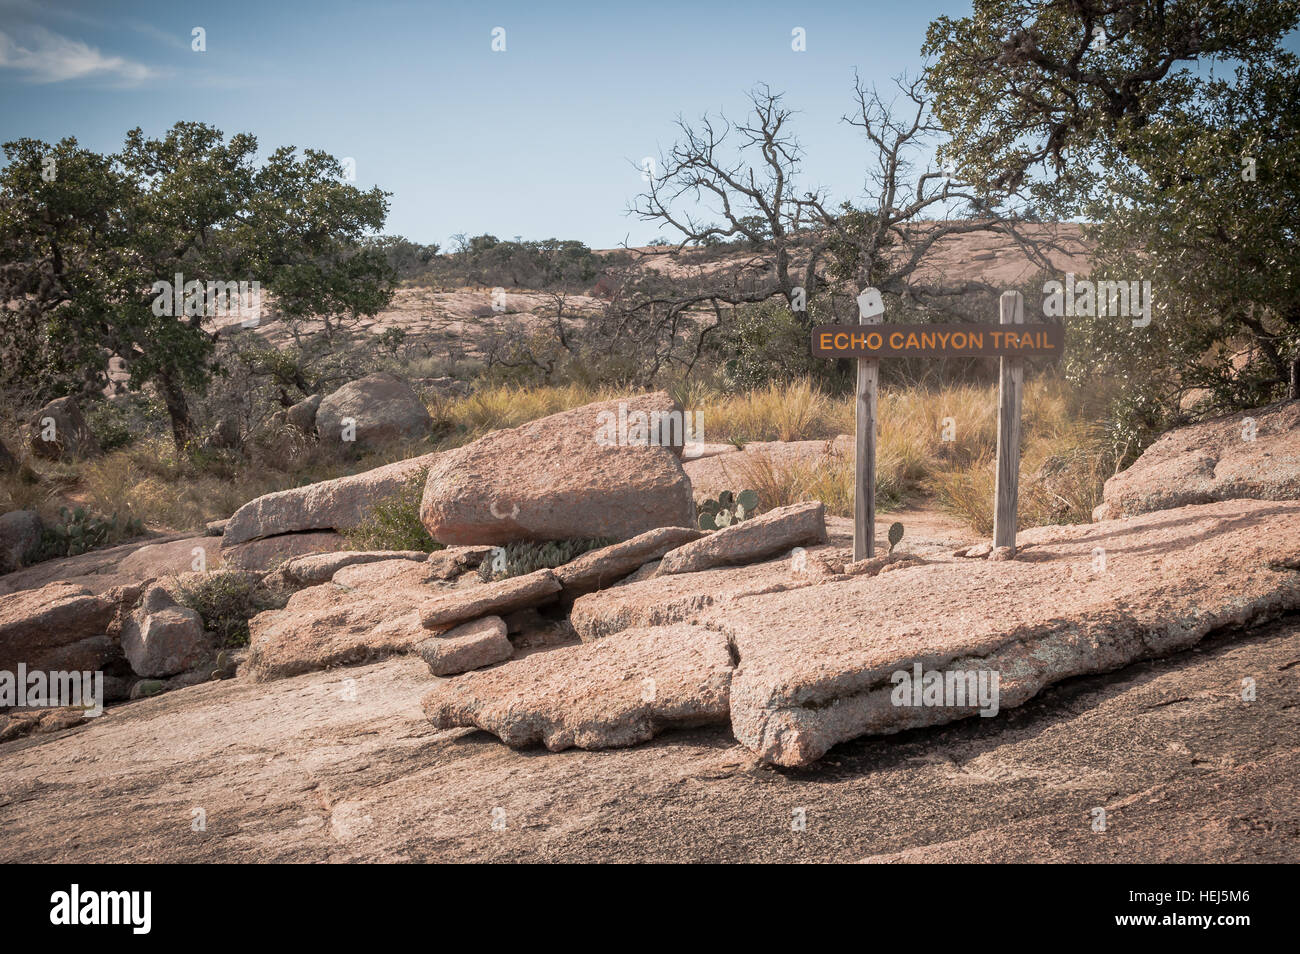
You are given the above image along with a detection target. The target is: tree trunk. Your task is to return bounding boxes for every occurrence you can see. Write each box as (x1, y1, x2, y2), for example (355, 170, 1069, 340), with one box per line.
(1290, 355, 1300, 400)
(157, 373, 193, 451)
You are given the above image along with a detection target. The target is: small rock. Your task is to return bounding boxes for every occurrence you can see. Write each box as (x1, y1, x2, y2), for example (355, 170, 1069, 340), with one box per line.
(416, 616, 513, 676)
(268, 549, 427, 588)
(27, 396, 100, 460)
(426, 545, 497, 581)
(419, 569, 561, 631)
(556, 526, 703, 597)
(123, 606, 207, 678)
(286, 393, 322, 435)
(988, 546, 1016, 562)
(656, 502, 827, 576)
(0, 510, 43, 574)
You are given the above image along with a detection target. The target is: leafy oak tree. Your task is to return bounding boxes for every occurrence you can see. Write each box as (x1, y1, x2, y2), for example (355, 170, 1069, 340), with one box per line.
(924, 0, 1300, 422)
(0, 122, 395, 448)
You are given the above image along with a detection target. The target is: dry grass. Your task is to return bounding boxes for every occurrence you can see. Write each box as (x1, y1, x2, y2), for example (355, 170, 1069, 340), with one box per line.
(695, 375, 1115, 529)
(4, 374, 1114, 540)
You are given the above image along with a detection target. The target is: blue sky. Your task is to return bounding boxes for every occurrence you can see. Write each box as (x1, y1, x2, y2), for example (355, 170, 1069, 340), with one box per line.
(1, 0, 976, 247)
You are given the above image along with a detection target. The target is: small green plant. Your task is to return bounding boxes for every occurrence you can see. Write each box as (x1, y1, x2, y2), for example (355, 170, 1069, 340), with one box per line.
(342, 470, 442, 553)
(477, 537, 613, 582)
(887, 521, 905, 553)
(697, 489, 759, 530)
(173, 571, 290, 648)
(33, 506, 144, 560)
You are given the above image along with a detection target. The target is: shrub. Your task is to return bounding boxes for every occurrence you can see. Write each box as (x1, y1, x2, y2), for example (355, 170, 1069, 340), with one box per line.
(477, 537, 613, 582)
(172, 571, 290, 648)
(342, 471, 440, 552)
(32, 506, 143, 560)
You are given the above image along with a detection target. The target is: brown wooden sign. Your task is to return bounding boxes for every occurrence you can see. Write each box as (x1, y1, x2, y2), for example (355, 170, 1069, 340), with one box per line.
(813, 293, 1050, 561)
(811, 322, 1063, 358)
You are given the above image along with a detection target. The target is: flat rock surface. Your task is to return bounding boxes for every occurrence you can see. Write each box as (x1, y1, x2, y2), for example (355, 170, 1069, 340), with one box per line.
(0, 532, 191, 596)
(720, 499, 1300, 766)
(1, 613, 1296, 862)
(570, 554, 820, 641)
(422, 624, 734, 750)
(1100, 398, 1300, 519)
(117, 536, 224, 578)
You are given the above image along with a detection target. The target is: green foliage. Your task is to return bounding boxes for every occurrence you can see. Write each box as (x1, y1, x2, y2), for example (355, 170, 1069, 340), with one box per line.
(84, 393, 169, 451)
(698, 489, 759, 530)
(341, 471, 441, 552)
(476, 537, 613, 582)
(433, 235, 606, 290)
(925, 0, 1300, 419)
(0, 123, 396, 448)
(720, 300, 830, 390)
(173, 571, 290, 648)
(34, 506, 143, 560)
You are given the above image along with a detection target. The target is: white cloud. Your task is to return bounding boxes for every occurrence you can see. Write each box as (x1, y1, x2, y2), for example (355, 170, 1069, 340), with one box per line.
(0, 25, 156, 84)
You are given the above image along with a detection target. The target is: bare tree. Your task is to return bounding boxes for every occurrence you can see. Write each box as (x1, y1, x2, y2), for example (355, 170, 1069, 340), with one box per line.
(627, 74, 1080, 341)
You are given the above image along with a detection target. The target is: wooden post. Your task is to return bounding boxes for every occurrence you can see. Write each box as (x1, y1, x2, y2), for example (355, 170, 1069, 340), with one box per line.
(854, 309, 881, 561)
(993, 290, 1024, 552)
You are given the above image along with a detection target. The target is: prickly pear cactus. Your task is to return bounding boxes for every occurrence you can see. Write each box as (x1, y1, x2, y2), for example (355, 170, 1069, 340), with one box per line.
(697, 489, 761, 531)
(888, 521, 905, 553)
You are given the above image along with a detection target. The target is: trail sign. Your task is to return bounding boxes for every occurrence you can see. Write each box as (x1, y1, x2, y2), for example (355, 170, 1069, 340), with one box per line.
(813, 290, 1053, 560)
(811, 321, 1063, 358)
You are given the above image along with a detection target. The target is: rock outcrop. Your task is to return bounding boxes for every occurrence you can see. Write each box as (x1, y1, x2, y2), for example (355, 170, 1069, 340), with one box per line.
(419, 392, 695, 545)
(422, 623, 733, 750)
(0, 582, 120, 673)
(27, 396, 100, 460)
(441, 499, 1300, 767)
(721, 498, 1300, 766)
(315, 373, 434, 452)
(1097, 398, 1300, 520)
(246, 562, 448, 680)
(222, 453, 438, 547)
